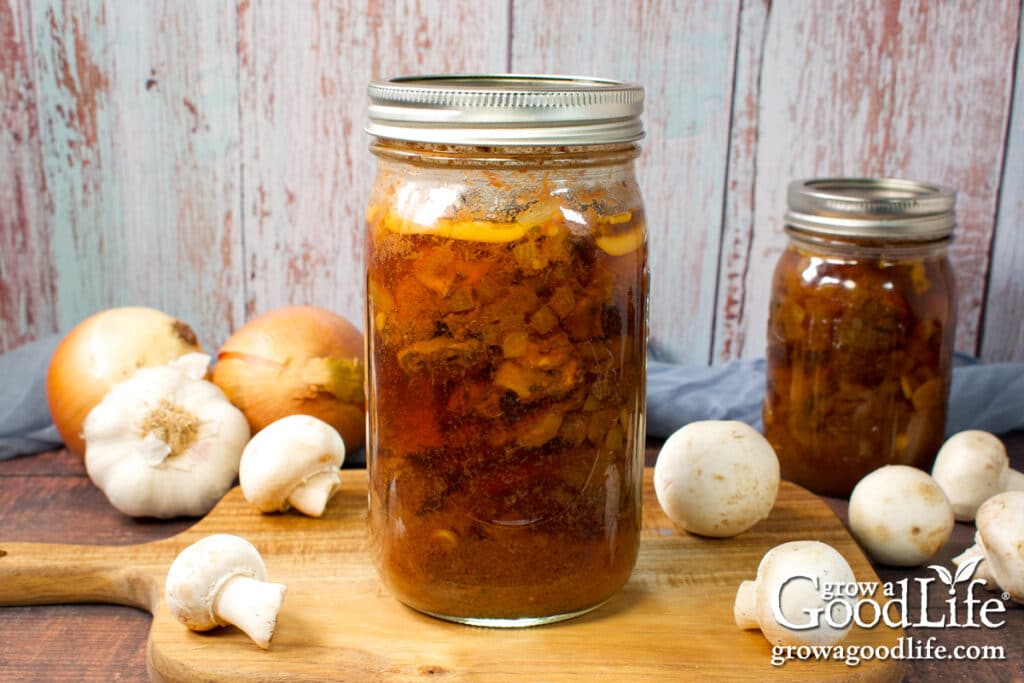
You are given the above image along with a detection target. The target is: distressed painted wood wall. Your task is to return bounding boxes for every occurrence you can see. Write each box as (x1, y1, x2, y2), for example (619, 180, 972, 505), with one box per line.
(2, 0, 1022, 364)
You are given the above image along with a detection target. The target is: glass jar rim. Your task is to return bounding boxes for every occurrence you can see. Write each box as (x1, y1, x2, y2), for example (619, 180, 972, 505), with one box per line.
(786, 177, 956, 241)
(367, 74, 645, 146)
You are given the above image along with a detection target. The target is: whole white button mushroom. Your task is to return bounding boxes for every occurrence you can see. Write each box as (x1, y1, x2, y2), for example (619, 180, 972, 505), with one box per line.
(239, 414, 346, 517)
(848, 465, 954, 567)
(734, 540, 856, 646)
(953, 491, 1024, 604)
(931, 430, 1024, 522)
(165, 534, 287, 649)
(654, 420, 780, 537)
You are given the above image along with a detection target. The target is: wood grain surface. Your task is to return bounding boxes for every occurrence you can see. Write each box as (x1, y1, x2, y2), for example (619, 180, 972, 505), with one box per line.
(26, 0, 245, 352)
(511, 0, 740, 364)
(712, 0, 768, 363)
(238, 0, 508, 323)
(733, 0, 1020, 361)
(0, 0, 56, 351)
(0, 468, 906, 682)
(983, 3, 1024, 362)
(3, 0, 1024, 363)
(2, 445, 1023, 681)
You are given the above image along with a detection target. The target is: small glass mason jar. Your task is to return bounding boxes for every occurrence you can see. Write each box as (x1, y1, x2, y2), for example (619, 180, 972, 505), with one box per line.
(364, 76, 648, 626)
(764, 178, 957, 497)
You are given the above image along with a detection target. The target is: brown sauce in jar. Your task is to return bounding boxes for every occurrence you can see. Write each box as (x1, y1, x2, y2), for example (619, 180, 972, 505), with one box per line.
(764, 241, 956, 496)
(366, 179, 646, 621)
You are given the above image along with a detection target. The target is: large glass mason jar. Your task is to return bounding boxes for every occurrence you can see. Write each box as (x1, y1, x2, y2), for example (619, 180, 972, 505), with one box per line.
(364, 76, 648, 626)
(764, 178, 957, 497)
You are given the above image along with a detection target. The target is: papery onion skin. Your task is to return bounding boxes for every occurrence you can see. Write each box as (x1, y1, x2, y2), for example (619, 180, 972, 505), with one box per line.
(212, 306, 366, 450)
(46, 307, 203, 457)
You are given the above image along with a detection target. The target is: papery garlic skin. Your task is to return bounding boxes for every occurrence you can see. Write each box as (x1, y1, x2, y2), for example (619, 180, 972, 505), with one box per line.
(83, 353, 250, 518)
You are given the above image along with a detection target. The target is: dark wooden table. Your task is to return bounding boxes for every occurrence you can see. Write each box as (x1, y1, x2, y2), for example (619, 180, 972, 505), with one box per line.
(1, 438, 1022, 682)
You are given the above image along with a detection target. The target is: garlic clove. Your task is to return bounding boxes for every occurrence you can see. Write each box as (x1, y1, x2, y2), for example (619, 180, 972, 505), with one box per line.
(170, 352, 214, 380)
(138, 433, 173, 466)
(287, 470, 342, 517)
(213, 574, 287, 650)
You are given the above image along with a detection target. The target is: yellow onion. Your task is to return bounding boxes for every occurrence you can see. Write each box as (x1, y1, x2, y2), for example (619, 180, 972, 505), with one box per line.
(46, 307, 203, 456)
(212, 306, 366, 450)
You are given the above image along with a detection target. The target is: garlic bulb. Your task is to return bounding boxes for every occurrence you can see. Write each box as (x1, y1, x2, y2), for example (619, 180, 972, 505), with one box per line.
(83, 353, 250, 518)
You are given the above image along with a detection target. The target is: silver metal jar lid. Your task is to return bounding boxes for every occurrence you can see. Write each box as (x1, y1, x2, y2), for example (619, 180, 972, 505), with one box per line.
(785, 177, 957, 241)
(366, 74, 644, 146)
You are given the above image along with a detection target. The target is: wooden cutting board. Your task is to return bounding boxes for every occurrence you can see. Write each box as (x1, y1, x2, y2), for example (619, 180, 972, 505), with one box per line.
(0, 469, 905, 682)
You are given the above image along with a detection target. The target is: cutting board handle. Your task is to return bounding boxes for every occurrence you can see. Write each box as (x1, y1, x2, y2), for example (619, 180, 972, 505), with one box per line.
(0, 541, 162, 612)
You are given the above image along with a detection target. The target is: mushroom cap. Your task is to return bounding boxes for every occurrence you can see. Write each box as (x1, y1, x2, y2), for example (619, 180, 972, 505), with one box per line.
(932, 430, 1008, 521)
(165, 534, 268, 630)
(654, 420, 780, 538)
(754, 540, 856, 646)
(239, 414, 346, 513)
(974, 491, 1024, 602)
(848, 465, 954, 567)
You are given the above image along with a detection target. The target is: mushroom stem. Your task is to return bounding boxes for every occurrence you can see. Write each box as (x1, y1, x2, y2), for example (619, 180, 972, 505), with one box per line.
(734, 580, 759, 630)
(1005, 468, 1024, 493)
(288, 470, 341, 517)
(214, 574, 287, 649)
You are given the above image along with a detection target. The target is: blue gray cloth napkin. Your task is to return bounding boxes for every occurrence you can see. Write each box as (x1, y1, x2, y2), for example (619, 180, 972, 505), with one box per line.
(2, 335, 1021, 460)
(0, 335, 63, 459)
